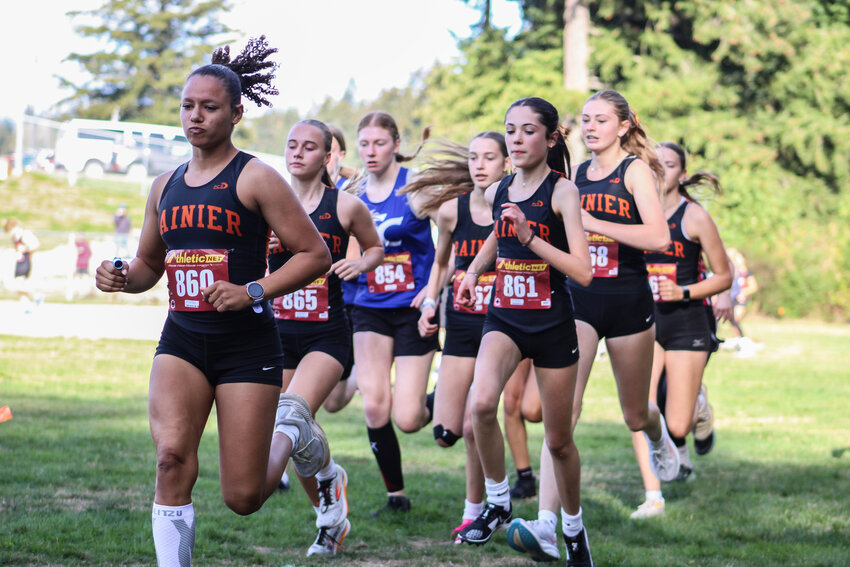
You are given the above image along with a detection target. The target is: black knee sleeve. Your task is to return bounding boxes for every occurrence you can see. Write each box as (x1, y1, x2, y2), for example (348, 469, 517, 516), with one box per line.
(433, 424, 460, 447)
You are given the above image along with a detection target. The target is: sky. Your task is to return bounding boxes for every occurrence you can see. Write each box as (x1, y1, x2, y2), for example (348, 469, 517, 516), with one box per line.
(0, 0, 522, 120)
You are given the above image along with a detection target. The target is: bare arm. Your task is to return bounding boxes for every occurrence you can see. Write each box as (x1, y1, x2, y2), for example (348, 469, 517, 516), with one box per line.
(658, 203, 732, 302)
(203, 160, 331, 312)
(520, 177, 592, 286)
(580, 159, 670, 252)
(418, 200, 457, 337)
(95, 173, 169, 294)
(333, 192, 384, 281)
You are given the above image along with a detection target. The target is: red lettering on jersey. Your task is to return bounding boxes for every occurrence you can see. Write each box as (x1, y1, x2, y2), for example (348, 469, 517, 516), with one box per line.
(609, 177, 621, 183)
(319, 232, 342, 254)
(180, 205, 196, 228)
(160, 209, 169, 234)
(618, 198, 631, 218)
(207, 205, 223, 231)
(319, 212, 332, 220)
(531, 200, 544, 207)
(213, 182, 228, 190)
(170, 207, 179, 230)
(538, 223, 550, 243)
(225, 210, 242, 236)
(604, 194, 617, 214)
(674, 241, 684, 258)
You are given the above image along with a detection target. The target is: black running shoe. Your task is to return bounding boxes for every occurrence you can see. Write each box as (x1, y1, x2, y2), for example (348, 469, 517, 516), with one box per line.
(694, 431, 715, 455)
(369, 495, 411, 518)
(510, 474, 537, 499)
(672, 464, 694, 483)
(457, 502, 512, 545)
(564, 528, 593, 567)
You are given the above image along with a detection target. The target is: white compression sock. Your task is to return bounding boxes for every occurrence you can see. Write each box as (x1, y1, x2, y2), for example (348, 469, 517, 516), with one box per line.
(315, 457, 337, 482)
(561, 506, 584, 538)
(485, 476, 511, 509)
(463, 499, 484, 521)
(152, 502, 195, 567)
(538, 508, 558, 533)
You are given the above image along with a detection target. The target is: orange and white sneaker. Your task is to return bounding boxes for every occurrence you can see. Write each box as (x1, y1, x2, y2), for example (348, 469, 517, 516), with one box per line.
(316, 465, 348, 529)
(306, 518, 350, 556)
(630, 498, 665, 520)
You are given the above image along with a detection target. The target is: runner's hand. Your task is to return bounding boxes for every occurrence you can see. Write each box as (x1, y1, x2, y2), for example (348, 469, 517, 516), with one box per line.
(95, 259, 127, 292)
(203, 281, 253, 312)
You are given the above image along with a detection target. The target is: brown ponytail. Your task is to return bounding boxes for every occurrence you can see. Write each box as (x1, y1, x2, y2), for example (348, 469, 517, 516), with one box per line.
(398, 131, 508, 215)
(660, 142, 722, 204)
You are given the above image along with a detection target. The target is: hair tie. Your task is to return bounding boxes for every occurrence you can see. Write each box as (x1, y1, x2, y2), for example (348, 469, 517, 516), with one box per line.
(631, 111, 641, 129)
(557, 124, 571, 138)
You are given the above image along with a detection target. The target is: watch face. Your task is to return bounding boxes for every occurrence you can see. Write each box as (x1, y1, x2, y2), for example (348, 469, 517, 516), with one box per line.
(247, 282, 264, 299)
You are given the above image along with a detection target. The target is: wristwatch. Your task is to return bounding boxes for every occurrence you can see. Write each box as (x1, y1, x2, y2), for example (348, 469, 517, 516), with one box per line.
(246, 281, 265, 313)
(682, 286, 691, 302)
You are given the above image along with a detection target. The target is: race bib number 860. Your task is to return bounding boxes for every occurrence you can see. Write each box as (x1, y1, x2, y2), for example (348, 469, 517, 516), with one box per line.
(165, 249, 229, 311)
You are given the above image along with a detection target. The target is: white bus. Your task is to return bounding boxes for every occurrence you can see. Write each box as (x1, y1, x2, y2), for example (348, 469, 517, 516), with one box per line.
(54, 119, 192, 179)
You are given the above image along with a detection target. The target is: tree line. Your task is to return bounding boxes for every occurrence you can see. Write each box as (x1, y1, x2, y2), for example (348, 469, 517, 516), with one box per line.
(44, 0, 850, 320)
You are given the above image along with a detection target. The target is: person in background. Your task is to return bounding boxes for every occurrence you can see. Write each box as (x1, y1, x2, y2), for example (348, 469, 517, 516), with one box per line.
(4, 218, 42, 311)
(114, 204, 132, 258)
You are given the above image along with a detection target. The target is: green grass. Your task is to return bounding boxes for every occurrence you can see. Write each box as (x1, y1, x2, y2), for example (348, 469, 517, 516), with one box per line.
(1, 318, 848, 566)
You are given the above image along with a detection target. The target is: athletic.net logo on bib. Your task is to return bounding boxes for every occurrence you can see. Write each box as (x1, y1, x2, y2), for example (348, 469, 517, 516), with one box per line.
(273, 275, 330, 321)
(368, 251, 415, 293)
(647, 263, 677, 302)
(165, 249, 229, 311)
(587, 232, 619, 278)
(453, 269, 495, 314)
(493, 257, 551, 310)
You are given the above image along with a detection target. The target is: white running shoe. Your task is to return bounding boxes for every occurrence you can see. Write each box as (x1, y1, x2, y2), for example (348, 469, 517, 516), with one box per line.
(316, 465, 348, 528)
(630, 498, 665, 520)
(275, 393, 329, 478)
(306, 518, 350, 556)
(506, 518, 560, 562)
(645, 414, 680, 482)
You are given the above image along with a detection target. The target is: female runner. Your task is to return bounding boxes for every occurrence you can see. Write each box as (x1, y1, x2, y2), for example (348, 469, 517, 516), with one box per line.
(268, 119, 384, 551)
(405, 132, 510, 539)
(454, 97, 593, 567)
(629, 141, 732, 518)
(350, 111, 438, 515)
(509, 90, 678, 563)
(95, 37, 332, 566)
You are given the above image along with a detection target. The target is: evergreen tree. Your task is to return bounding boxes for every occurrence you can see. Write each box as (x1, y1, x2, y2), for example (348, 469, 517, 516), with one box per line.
(59, 0, 233, 125)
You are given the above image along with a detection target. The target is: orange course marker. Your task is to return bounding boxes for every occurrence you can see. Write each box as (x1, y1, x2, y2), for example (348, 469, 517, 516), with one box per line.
(0, 405, 12, 423)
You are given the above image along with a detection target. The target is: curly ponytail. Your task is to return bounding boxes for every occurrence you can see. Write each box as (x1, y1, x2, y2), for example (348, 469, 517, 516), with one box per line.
(190, 35, 279, 109)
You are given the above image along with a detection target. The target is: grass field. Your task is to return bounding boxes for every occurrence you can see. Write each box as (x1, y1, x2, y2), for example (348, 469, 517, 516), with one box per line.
(1, 315, 848, 566)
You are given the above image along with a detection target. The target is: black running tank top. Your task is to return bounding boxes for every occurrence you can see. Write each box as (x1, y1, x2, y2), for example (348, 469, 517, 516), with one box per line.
(572, 156, 648, 293)
(644, 198, 702, 287)
(158, 151, 272, 333)
(487, 171, 574, 333)
(268, 187, 349, 327)
(448, 192, 495, 316)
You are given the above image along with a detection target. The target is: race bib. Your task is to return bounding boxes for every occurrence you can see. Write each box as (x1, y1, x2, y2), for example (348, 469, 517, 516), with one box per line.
(452, 269, 495, 314)
(493, 258, 551, 310)
(647, 263, 678, 302)
(587, 232, 619, 278)
(165, 249, 229, 311)
(367, 251, 415, 293)
(273, 275, 330, 321)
